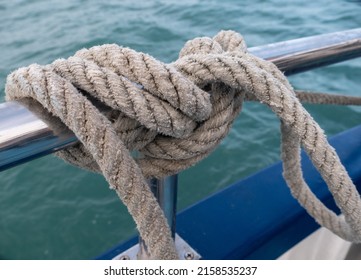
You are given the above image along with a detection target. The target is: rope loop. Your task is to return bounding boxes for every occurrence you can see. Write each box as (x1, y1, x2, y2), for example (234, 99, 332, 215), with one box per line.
(5, 30, 361, 259)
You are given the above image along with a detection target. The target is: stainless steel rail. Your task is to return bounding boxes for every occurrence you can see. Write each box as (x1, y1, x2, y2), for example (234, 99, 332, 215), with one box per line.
(251, 28, 361, 74)
(0, 101, 77, 170)
(1, 28, 361, 171)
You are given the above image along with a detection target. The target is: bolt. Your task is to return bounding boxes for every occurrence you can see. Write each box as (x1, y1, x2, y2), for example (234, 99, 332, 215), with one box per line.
(184, 252, 194, 260)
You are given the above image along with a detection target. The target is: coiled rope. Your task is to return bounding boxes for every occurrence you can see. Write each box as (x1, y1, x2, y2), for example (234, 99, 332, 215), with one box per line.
(5, 31, 361, 259)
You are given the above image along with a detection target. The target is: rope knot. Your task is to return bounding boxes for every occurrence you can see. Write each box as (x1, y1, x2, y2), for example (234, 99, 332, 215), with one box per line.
(33, 30, 249, 179)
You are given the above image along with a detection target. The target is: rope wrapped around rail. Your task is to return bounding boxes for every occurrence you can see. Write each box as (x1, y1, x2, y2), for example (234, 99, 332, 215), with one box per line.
(5, 30, 361, 259)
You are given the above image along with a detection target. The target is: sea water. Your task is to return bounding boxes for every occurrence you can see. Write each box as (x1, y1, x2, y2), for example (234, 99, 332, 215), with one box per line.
(0, 0, 360, 259)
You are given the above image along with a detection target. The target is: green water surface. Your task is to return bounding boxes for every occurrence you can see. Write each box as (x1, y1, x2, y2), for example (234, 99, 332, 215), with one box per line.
(0, 0, 360, 259)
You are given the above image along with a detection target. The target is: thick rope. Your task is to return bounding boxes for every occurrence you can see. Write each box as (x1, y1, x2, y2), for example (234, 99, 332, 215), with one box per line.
(5, 31, 361, 259)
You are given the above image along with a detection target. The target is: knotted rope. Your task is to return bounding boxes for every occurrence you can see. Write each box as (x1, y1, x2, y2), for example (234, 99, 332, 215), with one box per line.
(5, 31, 361, 259)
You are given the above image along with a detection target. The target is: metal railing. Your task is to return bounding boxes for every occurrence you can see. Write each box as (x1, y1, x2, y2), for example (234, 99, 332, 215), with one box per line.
(1, 28, 361, 258)
(2, 28, 361, 172)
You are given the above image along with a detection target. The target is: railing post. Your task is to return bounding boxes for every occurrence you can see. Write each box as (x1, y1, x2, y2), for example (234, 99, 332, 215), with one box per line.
(148, 174, 178, 239)
(137, 174, 178, 259)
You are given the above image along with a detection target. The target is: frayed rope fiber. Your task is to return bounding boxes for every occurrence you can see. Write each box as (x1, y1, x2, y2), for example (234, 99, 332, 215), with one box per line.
(5, 31, 361, 259)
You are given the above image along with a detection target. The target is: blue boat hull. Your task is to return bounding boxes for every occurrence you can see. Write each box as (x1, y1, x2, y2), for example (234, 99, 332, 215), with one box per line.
(97, 124, 361, 260)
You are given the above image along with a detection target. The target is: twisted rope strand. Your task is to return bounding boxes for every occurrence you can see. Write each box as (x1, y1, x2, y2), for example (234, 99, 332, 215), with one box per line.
(5, 30, 361, 259)
(6, 65, 178, 259)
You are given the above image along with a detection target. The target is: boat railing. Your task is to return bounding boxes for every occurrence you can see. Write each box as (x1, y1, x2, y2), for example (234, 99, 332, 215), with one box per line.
(1, 28, 361, 259)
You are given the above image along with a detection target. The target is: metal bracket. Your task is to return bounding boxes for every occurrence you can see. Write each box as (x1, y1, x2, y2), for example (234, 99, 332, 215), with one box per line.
(113, 234, 201, 260)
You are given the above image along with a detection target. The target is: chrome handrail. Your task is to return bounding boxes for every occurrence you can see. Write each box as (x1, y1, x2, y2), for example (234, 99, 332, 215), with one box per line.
(1, 28, 361, 171)
(251, 28, 361, 74)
